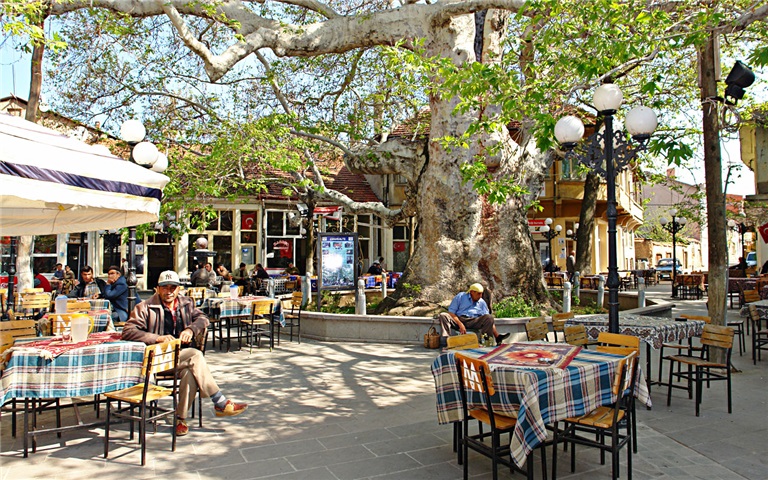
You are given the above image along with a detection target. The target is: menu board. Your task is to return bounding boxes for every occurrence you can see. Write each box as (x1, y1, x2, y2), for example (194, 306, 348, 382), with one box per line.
(317, 233, 358, 290)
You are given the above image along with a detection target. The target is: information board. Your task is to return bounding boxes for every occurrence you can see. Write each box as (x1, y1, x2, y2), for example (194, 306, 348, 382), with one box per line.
(317, 233, 358, 291)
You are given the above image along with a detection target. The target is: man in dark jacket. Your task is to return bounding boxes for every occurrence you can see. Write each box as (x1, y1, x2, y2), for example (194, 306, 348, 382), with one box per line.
(189, 262, 210, 287)
(122, 270, 248, 437)
(104, 265, 129, 323)
(72, 266, 106, 299)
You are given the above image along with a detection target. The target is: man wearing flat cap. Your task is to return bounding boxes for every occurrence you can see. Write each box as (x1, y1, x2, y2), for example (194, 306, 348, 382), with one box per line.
(438, 283, 510, 346)
(122, 270, 248, 437)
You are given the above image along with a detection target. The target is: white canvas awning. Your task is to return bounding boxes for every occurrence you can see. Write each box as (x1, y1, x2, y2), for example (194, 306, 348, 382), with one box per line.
(0, 113, 170, 236)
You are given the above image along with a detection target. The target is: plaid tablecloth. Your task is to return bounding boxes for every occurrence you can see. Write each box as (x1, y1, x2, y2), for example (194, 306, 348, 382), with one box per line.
(566, 314, 705, 350)
(206, 297, 283, 325)
(432, 346, 651, 467)
(1, 338, 145, 406)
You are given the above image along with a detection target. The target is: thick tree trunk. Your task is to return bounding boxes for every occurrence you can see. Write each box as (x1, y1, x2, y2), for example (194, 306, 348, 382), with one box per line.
(379, 13, 548, 313)
(700, 35, 726, 362)
(575, 172, 601, 275)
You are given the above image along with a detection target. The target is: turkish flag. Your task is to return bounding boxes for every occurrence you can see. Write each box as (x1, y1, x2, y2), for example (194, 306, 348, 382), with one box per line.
(241, 212, 256, 230)
(758, 222, 768, 244)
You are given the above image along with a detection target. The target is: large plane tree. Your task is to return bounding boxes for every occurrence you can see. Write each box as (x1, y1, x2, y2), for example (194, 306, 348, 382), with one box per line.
(5, 0, 767, 313)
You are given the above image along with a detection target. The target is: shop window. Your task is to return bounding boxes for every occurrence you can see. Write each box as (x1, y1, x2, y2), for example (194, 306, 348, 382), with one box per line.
(213, 235, 232, 272)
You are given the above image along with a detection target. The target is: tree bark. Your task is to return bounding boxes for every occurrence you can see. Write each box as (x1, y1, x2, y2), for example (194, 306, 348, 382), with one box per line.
(700, 34, 726, 362)
(575, 172, 601, 275)
(374, 12, 549, 313)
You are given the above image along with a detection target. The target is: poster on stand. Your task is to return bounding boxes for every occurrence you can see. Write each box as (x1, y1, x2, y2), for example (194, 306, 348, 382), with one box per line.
(317, 233, 358, 291)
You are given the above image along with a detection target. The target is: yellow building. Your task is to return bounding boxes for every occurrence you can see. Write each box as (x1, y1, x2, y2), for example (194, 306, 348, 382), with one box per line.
(528, 157, 644, 275)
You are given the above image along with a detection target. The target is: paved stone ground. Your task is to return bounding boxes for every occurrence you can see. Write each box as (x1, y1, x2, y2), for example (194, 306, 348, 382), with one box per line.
(1, 284, 766, 479)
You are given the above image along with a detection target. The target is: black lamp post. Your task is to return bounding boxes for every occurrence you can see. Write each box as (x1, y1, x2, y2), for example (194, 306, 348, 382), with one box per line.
(728, 219, 748, 260)
(540, 218, 562, 270)
(555, 84, 657, 334)
(120, 119, 168, 313)
(660, 209, 687, 298)
(2, 237, 17, 320)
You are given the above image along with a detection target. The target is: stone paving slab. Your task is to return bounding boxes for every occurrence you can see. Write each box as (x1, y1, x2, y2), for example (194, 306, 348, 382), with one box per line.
(1, 285, 765, 479)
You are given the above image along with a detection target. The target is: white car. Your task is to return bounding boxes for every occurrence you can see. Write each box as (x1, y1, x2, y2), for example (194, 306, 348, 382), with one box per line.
(746, 252, 757, 267)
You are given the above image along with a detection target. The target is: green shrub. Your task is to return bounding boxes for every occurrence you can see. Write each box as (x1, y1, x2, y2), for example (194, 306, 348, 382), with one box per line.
(494, 294, 541, 318)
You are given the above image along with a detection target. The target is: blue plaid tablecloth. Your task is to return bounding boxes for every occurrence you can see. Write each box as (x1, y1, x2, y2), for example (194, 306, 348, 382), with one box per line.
(431, 346, 651, 467)
(566, 314, 705, 349)
(206, 297, 283, 325)
(1, 339, 145, 406)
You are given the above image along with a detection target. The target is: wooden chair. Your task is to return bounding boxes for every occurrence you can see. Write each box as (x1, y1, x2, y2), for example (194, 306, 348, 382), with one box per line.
(104, 339, 181, 466)
(553, 351, 638, 480)
(66, 300, 91, 312)
(740, 286, 760, 307)
(281, 291, 303, 343)
(185, 287, 207, 307)
(748, 305, 768, 365)
(665, 324, 734, 417)
(551, 312, 574, 342)
(17, 292, 51, 319)
(525, 316, 549, 342)
(217, 299, 251, 351)
(596, 332, 640, 356)
(563, 325, 598, 348)
(155, 329, 209, 428)
(446, 333, 479, 351)
(595, 331, 641, 452)
(239, 299, 276, 353)
(454, 352, 547, 480)
(658, 315, 711, 385)
(0, 320, 54, 438)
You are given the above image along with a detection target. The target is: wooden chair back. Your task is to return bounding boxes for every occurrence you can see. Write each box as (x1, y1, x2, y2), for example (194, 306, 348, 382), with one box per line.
(67, 300, 92, 312)
(525, 316, 549, 342)
(22, 288, 44, 294)
(21, 292, 51, 310)
(0, 320, 37, 357)
(564, 324, 591, 347)
(142, 339, 181, 377)
(742, 289, 761, 304)
(284, 280, 297, 291)
(455, 352, 495, 396)
(217, 291, 231, 298)
(252, 299, 275, 317)
(186, 287, 206, 299)
(596, 332, 640, 356)
(282, 292, 303, 314)
(446, 333, 479, 350)
(613, 351, 638, 396)
(679, 314, 711, 323)
(700, 324, 735, 350)
(552, 312, 574, 334)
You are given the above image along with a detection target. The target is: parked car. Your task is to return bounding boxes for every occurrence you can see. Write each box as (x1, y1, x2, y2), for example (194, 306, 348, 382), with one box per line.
(656, 258, 682, 280)
(746, 252, 757, 267)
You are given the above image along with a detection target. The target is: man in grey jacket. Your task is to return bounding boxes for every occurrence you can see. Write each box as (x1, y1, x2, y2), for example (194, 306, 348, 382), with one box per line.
(122, 270, 248, 437)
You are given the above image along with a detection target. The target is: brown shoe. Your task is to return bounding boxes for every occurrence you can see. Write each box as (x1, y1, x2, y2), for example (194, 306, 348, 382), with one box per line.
(214, 400, 248, 417)
(175, 419, 189, 436)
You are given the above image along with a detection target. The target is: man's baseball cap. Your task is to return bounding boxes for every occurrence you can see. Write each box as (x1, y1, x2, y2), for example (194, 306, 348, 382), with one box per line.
(158, 270, 181, 286)
(468, 283, 484, 293)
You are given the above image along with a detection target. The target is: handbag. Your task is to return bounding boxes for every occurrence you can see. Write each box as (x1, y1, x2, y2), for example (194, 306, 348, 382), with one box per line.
(423, 325, 440, 349)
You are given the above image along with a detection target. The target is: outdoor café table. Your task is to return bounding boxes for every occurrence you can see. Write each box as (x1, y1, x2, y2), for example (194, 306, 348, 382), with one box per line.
(0, 332, 145, 456)
(564, 314, 706, 392)
(674, 273, 706, 300)
(205, 296, 281, 350)
(431, 342, 651, 468)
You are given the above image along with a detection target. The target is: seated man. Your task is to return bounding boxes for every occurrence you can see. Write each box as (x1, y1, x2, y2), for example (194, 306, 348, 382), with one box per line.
(233, 262, 251, 294)
(437, 283, 510, 346)
(122, 270, 248, 437)
(72, 265, 106, 299)
(104, 265, 129, 323)
(282, 262, 300, 276)
(367, 261, 383, 276)
(190, 262, 211, 287)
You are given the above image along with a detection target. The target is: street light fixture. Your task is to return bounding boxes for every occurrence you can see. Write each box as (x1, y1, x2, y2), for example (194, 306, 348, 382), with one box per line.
(540, 218, 562, 271)
(660, 209, 687, 298)
(566, 223, 579, 241)
(554, 83, 657, 333)
(120, 119, 167, 313)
